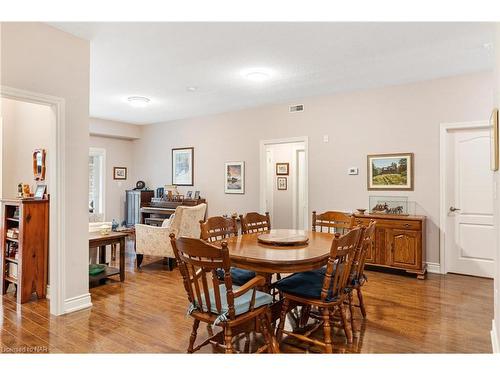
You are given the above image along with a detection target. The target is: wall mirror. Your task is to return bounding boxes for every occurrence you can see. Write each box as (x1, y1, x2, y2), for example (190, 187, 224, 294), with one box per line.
(33, 149, 47, 181)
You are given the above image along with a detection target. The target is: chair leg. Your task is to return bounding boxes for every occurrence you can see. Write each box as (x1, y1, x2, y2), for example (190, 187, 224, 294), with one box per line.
(357, 288, 367, 318)
(299, 305, 311, 328)
(266, 309, 280, 353)
(258, 314, 273, 353)
(224, 325, 234, 353)
(276, 298, 290, 343)
(348, 292, 355, 332)
(187, 319, 200, 353)
(321, 307, 333, 354)
(339, 304, 353, 344)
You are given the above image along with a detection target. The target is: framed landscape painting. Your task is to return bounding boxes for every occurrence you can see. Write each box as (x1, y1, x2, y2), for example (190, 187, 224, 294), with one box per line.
(225, 161, 245, 194)
(367, 153, 414, 191)
(172, 147, 194, 186)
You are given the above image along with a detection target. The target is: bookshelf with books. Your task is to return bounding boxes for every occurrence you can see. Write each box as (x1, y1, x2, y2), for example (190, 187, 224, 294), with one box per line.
(1, 198, 49, 304)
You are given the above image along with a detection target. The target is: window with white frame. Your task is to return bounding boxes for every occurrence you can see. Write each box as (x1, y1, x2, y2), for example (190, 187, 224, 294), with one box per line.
(89, 148, 106, 220)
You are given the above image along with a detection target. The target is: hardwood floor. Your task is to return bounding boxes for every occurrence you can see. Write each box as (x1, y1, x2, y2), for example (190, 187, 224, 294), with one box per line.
(0, 240, 493, 353)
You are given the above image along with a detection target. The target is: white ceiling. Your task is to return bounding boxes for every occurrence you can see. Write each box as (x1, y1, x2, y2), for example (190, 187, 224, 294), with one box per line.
(51, 22, 495, 125)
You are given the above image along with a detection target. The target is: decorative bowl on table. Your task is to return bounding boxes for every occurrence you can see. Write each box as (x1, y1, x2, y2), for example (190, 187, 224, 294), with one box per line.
(99, 224, 111, 235)
(89, 264, 106, 276)
(356, 209, 366, 215)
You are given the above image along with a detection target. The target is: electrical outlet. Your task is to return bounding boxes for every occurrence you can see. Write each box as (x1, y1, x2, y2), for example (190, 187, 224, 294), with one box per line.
(323, 135, 329, 143)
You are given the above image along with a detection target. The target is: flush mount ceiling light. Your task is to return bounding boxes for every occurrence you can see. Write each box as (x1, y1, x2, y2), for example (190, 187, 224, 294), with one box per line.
(241, 68, 273, 82)
(186, 86, 198, 92)
(127, 96, 151, 108)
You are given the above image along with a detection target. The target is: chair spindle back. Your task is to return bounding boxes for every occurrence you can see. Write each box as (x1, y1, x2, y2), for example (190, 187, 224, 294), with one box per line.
(312, 211, 354, 234)
(321, 227, 363, 302)
(170, 234, 237, 320)
(352, 221, 376, 283)
(239, 212, 271, 234)
(200, 216, 239, 243)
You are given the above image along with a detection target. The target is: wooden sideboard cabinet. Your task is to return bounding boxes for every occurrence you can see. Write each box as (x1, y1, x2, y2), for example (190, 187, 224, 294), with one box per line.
(353, 213, 426, 279)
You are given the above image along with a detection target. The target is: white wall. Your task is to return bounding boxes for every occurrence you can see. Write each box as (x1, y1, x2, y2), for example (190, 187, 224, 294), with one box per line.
(134, 72, 494, 265)
(89, 135, 136, 223)
(90, 117, 142, 140)
(1, 98, 52, 198)
(1, 22, 90, 314)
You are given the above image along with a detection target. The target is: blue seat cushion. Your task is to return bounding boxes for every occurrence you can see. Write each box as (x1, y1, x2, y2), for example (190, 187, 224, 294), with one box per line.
(231, 268, 257, 286)
(191, 284, 273, 318)
(216, 268, 256, 286)
(318, 266, 367, 288)
(275, 268, 339, 302)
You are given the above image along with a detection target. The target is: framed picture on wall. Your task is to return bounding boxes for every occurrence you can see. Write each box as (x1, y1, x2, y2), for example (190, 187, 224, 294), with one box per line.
(276, 162, 289, 175)
(34, 184, 47, 199)
(367, 153, 414, 191)
(172, 147, 194, 186)
(225, 161, 245, 194)
(277, 177, 287, 190)
(113, 167, 127, 180)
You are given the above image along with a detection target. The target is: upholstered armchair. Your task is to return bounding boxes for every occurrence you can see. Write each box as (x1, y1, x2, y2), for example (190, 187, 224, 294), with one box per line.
(135, 203, 207, 269)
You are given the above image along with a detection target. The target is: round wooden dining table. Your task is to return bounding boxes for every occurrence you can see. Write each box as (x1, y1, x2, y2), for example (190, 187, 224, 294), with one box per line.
(224, 229, 335, 275)
(223, 229, 336, 322)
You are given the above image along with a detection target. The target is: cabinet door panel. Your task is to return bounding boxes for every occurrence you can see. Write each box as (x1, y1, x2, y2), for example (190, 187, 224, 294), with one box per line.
(387, 229, 420, 269)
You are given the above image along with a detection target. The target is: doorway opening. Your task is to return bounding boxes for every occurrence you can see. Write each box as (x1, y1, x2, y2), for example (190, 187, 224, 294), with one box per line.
(1, 86, 66, 315)
(259, 137, 308, 230)
(440, 121, 495, 278)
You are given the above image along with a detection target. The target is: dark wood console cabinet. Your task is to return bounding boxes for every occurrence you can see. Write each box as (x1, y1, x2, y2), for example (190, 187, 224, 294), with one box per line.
(353, 213, 426, 279)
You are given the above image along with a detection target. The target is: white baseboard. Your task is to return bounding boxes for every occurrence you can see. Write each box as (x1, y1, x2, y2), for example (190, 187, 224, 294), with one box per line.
(63, 293, 92, 314)
(492, 320, 499, 354)
(426, 262, 441, 274)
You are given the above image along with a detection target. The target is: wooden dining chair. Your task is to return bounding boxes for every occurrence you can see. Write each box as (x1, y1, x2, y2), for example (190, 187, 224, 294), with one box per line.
(170, 234, 279, 354)
(200, 216, 256, 286)
(239, 212, 271, 234)
(347, 220, 376, 329)
(275, 227, 363, 353)
(312, 211, 354, 234)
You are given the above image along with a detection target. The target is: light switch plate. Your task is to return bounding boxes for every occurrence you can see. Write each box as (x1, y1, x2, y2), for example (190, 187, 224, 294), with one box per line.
(323, 135, 329, 143)
(348, 167, 359, 175)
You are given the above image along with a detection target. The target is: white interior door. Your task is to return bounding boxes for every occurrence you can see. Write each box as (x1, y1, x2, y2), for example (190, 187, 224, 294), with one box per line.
(446, 126, 495, 278)
(265, 147, 274, 226)
(296, 149, 307, 230)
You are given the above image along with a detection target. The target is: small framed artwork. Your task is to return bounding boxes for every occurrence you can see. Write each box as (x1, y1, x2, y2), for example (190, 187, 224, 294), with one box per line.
(172, 147, 194, 186)
(277, 177, 287, 190)
(367, 153, 414, 191)
(34, 184, 47, 199)
(194, 191, 201, 199)
(225, 161, 245, 194)
(490, 108, 499, 171)
(186, 191, 193, 199)
(113, 167, 127, 180)
(276, 162, 289, 175)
